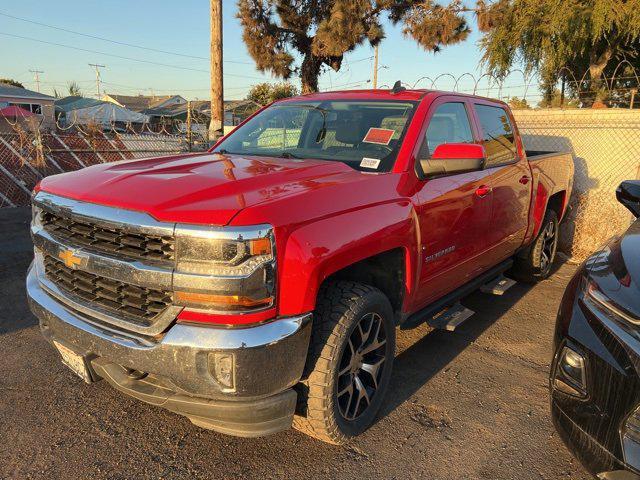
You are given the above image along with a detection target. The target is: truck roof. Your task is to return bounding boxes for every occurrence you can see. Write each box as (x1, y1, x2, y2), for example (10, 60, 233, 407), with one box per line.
(277, 88, 508, 105)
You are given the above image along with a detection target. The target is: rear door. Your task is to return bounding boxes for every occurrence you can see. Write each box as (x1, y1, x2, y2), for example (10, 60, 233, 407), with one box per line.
(412, 97, 493, 310)
(471, 102, 531, 265)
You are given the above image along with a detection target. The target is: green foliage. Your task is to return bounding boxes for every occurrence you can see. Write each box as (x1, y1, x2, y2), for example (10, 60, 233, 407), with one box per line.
(478, 0, 640, 106)
(537, 90, 579, 109)
(237, 0, 470, 93)
(67, 81, 82, 97)
(246, 83, 273, 106)
(271, 82, 299, 101)
(247, 82, 299, 105)
(395, 0, 470, 53)
(507, 97, 530, 109)
(0, 78, 25, 88)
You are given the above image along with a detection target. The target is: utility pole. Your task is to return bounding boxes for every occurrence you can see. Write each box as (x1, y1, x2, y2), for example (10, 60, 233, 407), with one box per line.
(29, 69, 44, 92)
(372, 45, 379, 89)
(630, 88, 637, 110)
(209, 0, 224, 143)
(88, 63, 106, 98)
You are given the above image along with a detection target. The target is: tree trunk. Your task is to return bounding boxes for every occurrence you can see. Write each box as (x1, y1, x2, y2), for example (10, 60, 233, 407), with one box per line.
(209, 0, 224, 141)
(301, 55, 321, 94)
(586, 46, 613, 107)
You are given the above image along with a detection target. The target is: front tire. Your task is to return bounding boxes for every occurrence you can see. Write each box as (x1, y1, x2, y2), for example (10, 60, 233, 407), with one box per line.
(512, 209, 559, 282)
(293, 281, 395, 444)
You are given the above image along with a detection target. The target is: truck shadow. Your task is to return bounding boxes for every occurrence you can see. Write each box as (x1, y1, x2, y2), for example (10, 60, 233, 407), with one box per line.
(520, 134, 597, 254)
(376, 260, 565, 424)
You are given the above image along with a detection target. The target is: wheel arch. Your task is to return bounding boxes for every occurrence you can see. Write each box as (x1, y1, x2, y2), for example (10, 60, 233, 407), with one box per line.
(320, 248, 407, 321)
(276, 202, 419, 317)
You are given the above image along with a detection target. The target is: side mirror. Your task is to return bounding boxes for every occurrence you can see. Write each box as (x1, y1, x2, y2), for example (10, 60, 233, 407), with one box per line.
(616, 180, 640, 218)
(416, 143, 485, 180)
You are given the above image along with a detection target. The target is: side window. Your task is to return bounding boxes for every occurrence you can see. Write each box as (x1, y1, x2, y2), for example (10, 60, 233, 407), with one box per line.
(420, 102, 474, 158)
(474, 104, 517, 167)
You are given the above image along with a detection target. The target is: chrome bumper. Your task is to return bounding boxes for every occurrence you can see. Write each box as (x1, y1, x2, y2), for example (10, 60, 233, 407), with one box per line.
(27, 264, 312, 399)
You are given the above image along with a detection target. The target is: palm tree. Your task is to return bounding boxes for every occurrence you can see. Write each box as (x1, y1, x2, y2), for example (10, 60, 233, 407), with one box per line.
(67, 81, 82, 97)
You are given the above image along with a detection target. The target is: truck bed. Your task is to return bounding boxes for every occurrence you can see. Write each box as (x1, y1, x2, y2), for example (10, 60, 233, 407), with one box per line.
(525, 149, 572, 161)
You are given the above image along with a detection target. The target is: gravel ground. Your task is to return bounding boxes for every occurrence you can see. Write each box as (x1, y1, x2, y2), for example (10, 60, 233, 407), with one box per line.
(0, 208, 590, 479)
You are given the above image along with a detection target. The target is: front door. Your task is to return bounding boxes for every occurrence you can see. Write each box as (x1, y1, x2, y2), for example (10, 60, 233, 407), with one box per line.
(412, 99, 493, 310)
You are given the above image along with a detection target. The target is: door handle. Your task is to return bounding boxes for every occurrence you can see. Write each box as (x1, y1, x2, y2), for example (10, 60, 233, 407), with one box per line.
(475, 185, 492, 198)
(519, 175, 530, 185)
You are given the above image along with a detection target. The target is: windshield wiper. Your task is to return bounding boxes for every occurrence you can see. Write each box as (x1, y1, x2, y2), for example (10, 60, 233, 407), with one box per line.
(215, 148, 229, 154)
(278, 151, 301, 159)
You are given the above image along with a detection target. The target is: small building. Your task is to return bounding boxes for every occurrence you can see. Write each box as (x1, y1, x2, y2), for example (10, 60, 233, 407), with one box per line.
(55, 96, 149, 129)
(142, 99, 261, 126)
(0, 83, 55, 130)
(102, 93, 186, 113)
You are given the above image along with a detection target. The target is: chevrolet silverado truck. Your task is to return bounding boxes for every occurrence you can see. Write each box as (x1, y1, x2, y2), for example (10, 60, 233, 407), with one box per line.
(27, 85, 573, 444)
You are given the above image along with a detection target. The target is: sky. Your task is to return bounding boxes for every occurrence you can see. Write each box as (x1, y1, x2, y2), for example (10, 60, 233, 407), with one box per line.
(0, 0, 532, 101)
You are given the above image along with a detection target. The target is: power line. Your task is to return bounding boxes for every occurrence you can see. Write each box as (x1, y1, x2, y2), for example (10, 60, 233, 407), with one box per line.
(0, 11, 253, 65)
(0, 31, 268, 80)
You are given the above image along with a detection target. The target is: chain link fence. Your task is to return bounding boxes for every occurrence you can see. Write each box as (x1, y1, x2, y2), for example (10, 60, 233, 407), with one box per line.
(514, 108, 640, 259)
(0, 115, 208, 208)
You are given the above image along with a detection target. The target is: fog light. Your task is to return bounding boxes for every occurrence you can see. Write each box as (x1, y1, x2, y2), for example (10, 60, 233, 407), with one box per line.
(210, 352, 235, 391)
(554, 345, 587, 397)
(622, 405, 640, 472)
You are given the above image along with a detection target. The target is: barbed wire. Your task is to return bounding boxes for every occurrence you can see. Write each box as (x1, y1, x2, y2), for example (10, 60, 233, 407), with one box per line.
(403, 61, 640, 107)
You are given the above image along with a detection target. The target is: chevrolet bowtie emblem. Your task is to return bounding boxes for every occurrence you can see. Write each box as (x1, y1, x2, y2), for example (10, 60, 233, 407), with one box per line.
(58, 249, 83, 269)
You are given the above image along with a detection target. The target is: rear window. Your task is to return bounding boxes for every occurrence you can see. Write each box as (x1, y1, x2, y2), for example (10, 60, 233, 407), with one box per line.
(213, 100, 418, 172)
(474, 104, 517, 167)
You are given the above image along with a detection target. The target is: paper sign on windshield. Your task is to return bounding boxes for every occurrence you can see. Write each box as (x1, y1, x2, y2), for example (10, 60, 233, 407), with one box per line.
(360, 157, 381, 169)
(363, 128, 395, 145)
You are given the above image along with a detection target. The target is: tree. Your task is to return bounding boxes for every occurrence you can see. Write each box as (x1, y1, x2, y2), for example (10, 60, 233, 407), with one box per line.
(247, 82, 299, 105)
(507, 97, 530, 109)
(67, 81, 82, 97)
(478, 0, 640, 106)
(537, 89, 579, 109)
(271, 82, 298, 101)
(246, 83, 273, 106)
(237, 0, 471, 93)
(0, 78, 25, 88)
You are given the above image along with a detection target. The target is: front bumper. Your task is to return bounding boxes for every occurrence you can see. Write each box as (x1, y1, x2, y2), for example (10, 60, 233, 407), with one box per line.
(27, 264, 312, 437)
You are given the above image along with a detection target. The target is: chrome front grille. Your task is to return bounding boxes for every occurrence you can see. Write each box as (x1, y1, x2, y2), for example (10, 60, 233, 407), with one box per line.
(40, 209, 175, 263)
(43, 254, 172, 322)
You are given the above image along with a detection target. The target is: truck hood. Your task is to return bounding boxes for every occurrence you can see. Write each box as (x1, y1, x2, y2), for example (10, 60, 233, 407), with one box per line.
(38, 152, 361, 225)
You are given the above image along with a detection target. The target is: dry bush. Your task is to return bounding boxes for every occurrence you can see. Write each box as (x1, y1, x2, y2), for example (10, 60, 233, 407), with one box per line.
(9, 116, 47, 168)
(562, 191, 634, 260)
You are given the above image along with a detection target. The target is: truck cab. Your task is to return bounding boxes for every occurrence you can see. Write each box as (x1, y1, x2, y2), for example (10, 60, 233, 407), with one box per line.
(27, 87, 573, 444)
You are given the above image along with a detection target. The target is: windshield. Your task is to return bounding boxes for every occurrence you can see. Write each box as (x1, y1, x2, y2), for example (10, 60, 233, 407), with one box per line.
(213, 99, 418, 172)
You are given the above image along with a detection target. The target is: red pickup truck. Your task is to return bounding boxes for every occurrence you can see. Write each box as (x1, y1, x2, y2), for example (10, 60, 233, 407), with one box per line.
(27, 86, 573, 444)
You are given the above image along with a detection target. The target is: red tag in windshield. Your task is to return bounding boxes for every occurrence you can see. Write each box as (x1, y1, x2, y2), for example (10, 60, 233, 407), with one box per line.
(363, 128, 395, 145)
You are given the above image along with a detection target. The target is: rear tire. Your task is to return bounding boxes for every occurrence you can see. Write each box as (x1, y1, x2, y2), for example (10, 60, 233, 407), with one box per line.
(293, 281, 395, 444)
(512, 209, 559, 282)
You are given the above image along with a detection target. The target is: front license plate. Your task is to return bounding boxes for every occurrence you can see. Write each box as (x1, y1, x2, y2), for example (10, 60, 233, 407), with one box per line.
(54, 341, 91, 383)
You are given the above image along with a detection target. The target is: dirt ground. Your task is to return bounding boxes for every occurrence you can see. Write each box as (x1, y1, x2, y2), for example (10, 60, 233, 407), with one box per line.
(0, 207, 590, 479)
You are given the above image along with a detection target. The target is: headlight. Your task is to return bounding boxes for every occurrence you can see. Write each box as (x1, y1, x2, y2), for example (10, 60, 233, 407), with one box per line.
(582, 277, 640, 343)
(173, 224, 276, 313)
(583, 278, 639, 328)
